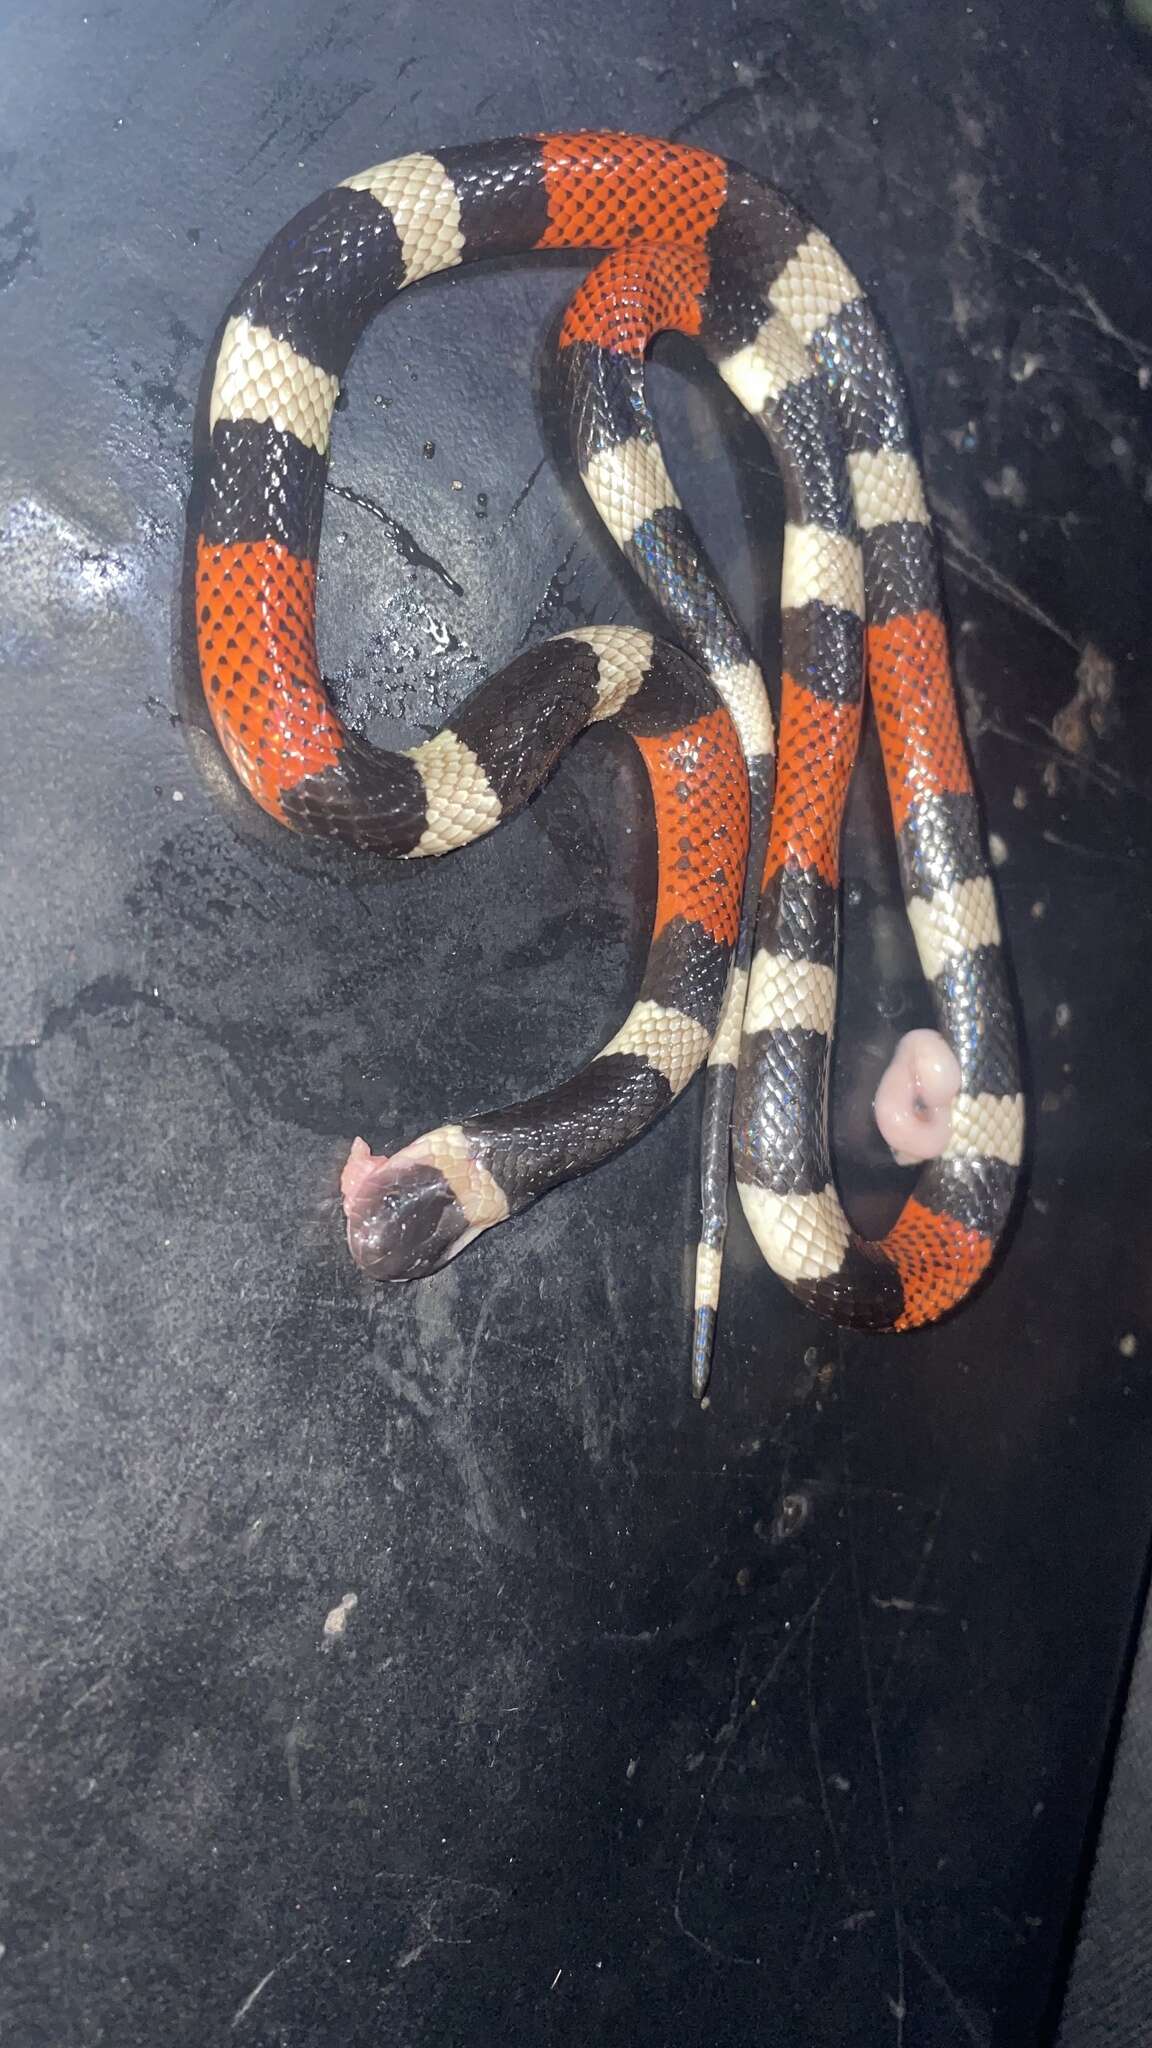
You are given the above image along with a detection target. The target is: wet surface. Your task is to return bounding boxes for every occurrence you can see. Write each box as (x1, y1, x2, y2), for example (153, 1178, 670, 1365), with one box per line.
(2, 2, 1152, 2042)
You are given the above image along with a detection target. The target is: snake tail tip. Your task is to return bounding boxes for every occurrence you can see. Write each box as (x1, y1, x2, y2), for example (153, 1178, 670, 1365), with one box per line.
(691, 1307, 716, 1402)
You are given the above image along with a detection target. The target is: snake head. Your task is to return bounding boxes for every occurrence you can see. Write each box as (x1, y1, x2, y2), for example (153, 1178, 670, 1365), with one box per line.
(341, 1135, 487, 1280)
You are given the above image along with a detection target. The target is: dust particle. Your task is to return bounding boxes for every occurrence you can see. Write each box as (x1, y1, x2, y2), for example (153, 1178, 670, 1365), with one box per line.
(322, 1591, 359, 1641)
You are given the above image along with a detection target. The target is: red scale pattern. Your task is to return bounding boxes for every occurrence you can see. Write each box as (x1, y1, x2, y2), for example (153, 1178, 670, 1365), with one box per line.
(538, 133, 726, 250)
(868, 611, 972, 833)
(886, 1202, 994, 1329)
(765, 675, 861, 888)
(636, 709, 749, 951)
(196, 537, 342, 816)
(559, 244, 709, 356)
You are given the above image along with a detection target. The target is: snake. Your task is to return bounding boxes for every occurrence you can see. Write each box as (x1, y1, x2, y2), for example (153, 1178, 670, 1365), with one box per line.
(192, 132, 1024, 1391)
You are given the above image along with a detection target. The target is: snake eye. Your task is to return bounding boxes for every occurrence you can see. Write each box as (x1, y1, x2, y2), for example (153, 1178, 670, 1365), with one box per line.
(343, 1156, 470, 1280)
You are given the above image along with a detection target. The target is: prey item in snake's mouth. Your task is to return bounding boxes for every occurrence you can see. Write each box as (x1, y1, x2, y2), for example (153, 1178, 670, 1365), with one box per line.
(194, 132, 1024, 1387)
(342, 1128, 512, 1279)
(341, 1139, 472, 1281)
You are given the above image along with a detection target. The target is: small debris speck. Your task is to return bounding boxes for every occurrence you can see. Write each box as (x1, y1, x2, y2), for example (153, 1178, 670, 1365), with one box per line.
(772, 1492, 810, 1543)
(989, 832, 1009, 866)
(1054, 1002, 1072, 1031)
(1012, 785, 1028, 810)
(1030, 899, 1047, 920)
(1011, 351, 1044, 383)
(322, 1591, 359, 1641)
(982, 463, 1027, 508)
(172, 789, 184, 802)
(1120, 1334, 1138, 1358)
(422, 440, 435, 458)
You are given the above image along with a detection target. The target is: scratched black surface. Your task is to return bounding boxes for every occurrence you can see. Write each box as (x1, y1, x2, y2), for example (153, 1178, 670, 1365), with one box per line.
(2, 2, 1151, 2043)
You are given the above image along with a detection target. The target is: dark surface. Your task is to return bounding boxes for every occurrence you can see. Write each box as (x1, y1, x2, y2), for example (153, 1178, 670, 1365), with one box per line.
(1057, 1565, 1152, 2046)
(2, 2, 1151, 2043)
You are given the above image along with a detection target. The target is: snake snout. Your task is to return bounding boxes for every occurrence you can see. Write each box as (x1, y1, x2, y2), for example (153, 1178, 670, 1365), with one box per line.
(342, 1143, 471, 1280)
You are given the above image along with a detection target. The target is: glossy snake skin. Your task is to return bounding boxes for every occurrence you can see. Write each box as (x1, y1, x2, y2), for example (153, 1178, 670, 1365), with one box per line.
(193, 133, 1023, 1389)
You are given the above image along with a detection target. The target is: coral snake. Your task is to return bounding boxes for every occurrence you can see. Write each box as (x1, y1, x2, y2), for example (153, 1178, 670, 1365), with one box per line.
(193, 132, 1023, 1393)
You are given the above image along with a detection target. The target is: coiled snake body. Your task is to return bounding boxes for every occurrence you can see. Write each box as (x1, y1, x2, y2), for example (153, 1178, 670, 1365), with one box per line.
(193, 133, 1023, 1389)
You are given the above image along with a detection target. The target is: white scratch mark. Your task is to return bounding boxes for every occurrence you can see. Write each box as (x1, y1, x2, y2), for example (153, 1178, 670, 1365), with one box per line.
(284, 1723, 305, 1807)
(231, 1952, 296, 2029)
(673, 1577, 835, 1968)
(937, 519, 1080, 652)
(905, 1927, 987, 2045)
(846, 1480, 913, 2043)
(976, 230, 1152, 372)
(871, 1595, 946, 1615)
